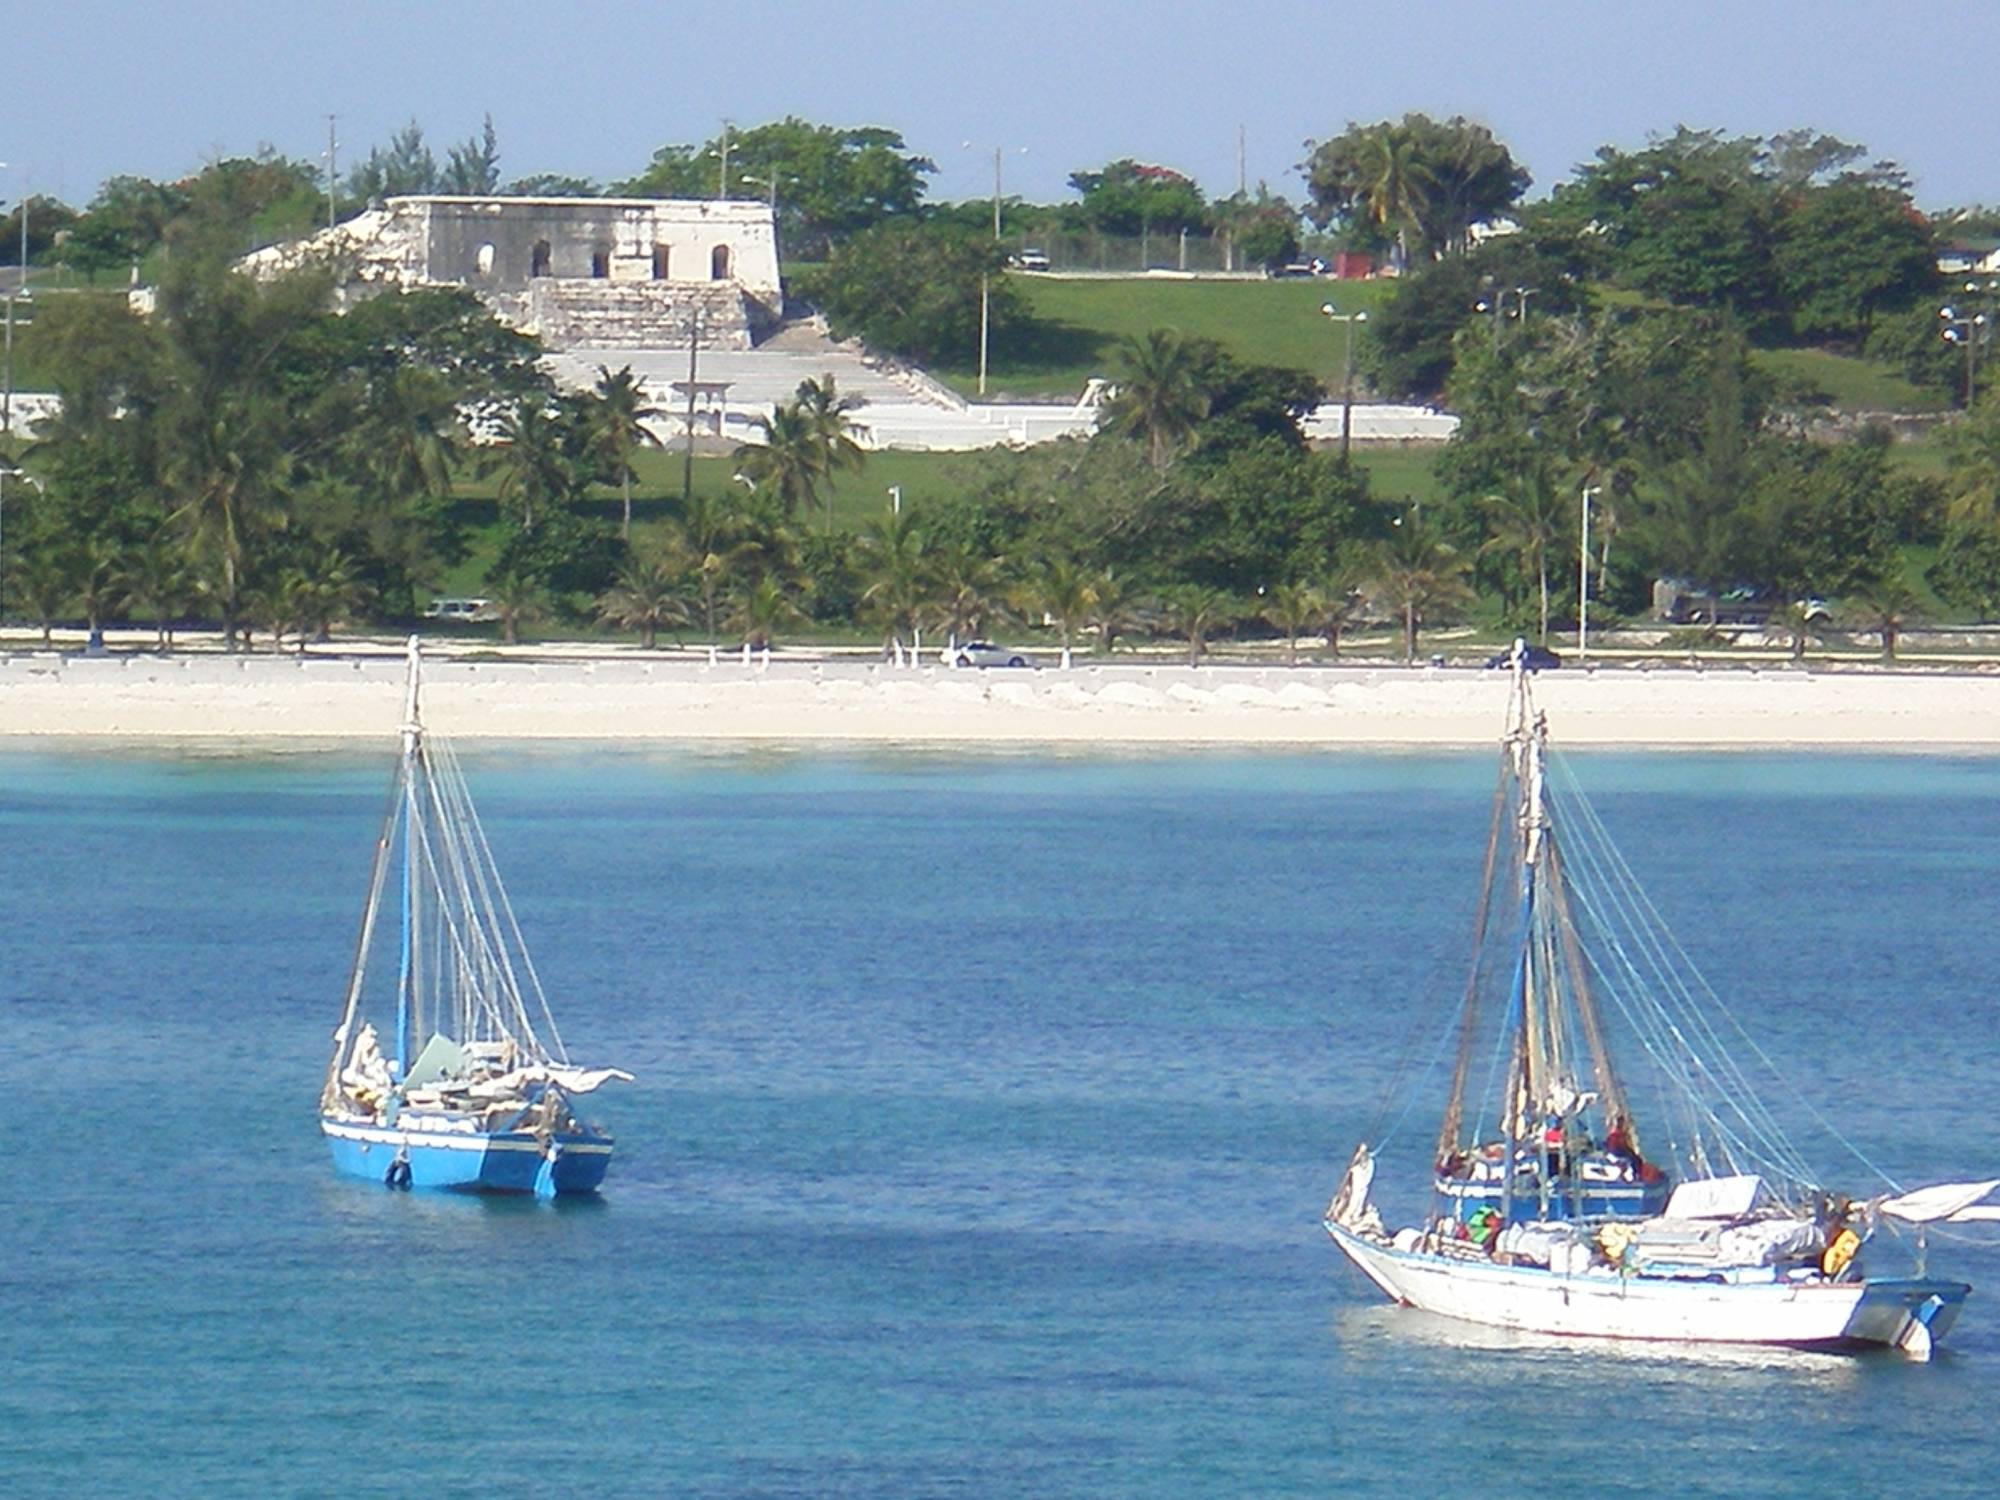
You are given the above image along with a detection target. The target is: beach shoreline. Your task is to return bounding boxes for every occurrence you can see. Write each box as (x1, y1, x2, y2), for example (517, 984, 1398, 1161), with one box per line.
(3, 649, 1999, 750)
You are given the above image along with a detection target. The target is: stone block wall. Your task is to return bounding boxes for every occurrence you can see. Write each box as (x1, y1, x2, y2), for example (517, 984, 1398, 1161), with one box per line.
(523, 281, 764, 350)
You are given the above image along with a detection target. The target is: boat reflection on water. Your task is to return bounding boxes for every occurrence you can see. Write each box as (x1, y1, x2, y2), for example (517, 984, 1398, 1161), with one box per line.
(1327, 1301, 1870, 1380)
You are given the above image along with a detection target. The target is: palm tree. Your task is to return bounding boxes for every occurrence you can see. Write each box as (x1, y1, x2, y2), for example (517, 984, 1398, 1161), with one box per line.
(289, 542, 374, 648)
(367, 365, 463, 508)
(930, 542, 1007, 646)
(9, 548, 69, 647)
(239, 562, 304, 652)
(1311, 571, 1369, 658)
(1261, 582, 1322, 666)
(1480, 469, 1570, 644)
(72, 537, 124, 649)
(486, 567, 546, 646)
(1848, 569, 1918, 661)
(794, 374, 867, 531)
(1367, 520, 1474, 662)
(492, 398, 572, 531)
(728, 575, 807, 650)
(162, 397, 290, 651)
(672, 492, 758, 639)
(1354, 123, 1435, 270)
(1103, 330, 1210, 473)
(1160, 584, 1231, 666)
(1766, 599, 1822, 663)
(119, 530, 195, 652)
(1086, 566, 1133, 655)
(593, 366, 666, 541)
(1018, 553, 1097, 667)
(856, 511, 930, 658)
(734, 402, 827, 524)
(596, 552, 689, 649)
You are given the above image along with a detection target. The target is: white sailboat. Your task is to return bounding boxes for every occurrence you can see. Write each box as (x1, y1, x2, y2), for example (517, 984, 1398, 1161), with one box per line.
(1325, 644, 1995, 1358)
(318, 637, 630, 1195)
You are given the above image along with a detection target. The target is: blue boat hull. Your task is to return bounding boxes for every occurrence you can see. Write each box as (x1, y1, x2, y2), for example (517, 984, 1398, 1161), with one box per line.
(321, 1116, 612, 1196)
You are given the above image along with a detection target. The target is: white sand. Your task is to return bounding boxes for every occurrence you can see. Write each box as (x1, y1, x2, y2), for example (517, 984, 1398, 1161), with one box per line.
(4, 650, 1999, 748)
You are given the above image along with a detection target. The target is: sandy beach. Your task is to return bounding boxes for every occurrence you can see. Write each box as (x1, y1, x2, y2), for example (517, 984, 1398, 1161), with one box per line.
(3, 646, 1999, 748)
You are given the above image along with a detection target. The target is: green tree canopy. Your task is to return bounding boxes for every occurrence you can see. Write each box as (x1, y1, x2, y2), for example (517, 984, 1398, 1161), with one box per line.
(796, 220, 1019, 364)
(1, 194, 79, 267)
(1067, 160, 1208, 236)
(1302, 114, 1529, 261)
(348, 119, 439, 200)
(1773, 178, 1938, 341)
(620, 118, 934, 258)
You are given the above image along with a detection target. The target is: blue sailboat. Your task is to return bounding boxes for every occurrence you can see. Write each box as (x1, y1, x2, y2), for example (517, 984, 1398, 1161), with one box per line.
(319, 637, 629, 1195)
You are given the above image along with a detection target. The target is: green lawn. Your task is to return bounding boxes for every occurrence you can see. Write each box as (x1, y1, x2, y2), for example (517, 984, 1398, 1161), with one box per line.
(1347, 447, 1446, 515)
(932, 275, 1391, 400)
(1751, 347, 1946, 413)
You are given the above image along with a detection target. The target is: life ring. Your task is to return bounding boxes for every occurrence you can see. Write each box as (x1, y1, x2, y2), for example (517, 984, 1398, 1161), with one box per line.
(385, 1153, 413, 1190)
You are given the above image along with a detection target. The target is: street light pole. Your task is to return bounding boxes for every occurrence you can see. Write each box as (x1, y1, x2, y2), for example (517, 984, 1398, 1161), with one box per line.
(0, 465, 41, 628)
(1473, 284, 1539, 352)
(1579, 485, 1601, 660)
(1321, 303, 1368, 464)
(964, 143, 1026, 399)
(1940, 283, 1995, 409)
(0, 162, 16, 442)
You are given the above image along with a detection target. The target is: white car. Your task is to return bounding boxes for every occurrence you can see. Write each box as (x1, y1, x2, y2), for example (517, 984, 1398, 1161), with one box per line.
(424, 597, 495, 623)
(942, 640, 1031, 669)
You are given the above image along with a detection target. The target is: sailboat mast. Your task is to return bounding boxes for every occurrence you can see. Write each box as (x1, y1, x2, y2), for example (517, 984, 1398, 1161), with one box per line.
(1502, 643, 1550, 1194)
(395, 637, 423, 1075)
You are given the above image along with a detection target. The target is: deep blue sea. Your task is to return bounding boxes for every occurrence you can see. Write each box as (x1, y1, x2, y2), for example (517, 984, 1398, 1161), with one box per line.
(2, 746, 1997, 1497)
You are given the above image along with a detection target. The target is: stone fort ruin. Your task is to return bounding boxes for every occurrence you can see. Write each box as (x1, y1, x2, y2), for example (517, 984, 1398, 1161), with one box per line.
(241, 195, 784, 350)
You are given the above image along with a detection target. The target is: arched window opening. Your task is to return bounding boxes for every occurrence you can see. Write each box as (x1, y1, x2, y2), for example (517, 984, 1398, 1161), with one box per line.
(591, 245, 611, 278)
(475, 243, 496, 276)
(652, 243, 671, 279)
(710, 244, 731, 280)
(530, 240, 552, 278)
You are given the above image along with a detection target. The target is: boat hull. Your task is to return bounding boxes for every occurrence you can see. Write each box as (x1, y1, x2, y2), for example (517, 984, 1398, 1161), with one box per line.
(1327, 1222, 1968, 1358)
(321, 1116, 613, 1196)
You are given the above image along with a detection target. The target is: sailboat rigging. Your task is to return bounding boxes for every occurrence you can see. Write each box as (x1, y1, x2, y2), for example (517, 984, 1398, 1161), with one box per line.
(318, 637, 629, 1195)
(1325, 643, 1993, 1357)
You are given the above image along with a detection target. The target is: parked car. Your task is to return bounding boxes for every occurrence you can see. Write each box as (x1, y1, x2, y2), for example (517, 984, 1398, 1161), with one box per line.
(424, 597, 496, 623)
(942, 640, 1031, 669)
(1484, 643, 1562, 671)
(1011, 249, 1051, 271)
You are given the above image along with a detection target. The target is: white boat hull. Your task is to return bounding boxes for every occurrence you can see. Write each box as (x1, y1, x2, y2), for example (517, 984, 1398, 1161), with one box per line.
(1327, 1223, 1967, 1358)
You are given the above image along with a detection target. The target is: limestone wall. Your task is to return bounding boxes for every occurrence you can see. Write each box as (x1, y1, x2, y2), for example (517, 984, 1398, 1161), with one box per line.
(235, 195, 784, 350)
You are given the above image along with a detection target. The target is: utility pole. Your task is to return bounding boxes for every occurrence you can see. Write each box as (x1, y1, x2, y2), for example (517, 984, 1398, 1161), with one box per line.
(1940, 283, 1996, 409)
(2, 171, 19, 442)
(1579, 485, 1601, 659)
(718, 122, 731, 199)
(1321, 303, 1368, 464)
(326, 115, 338, 229)
(682, 309, 702, 503)
(1237, 123, 1246, 197)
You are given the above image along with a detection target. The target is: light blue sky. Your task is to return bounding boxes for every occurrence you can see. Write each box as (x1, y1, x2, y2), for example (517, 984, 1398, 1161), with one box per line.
(9, 1, 1995, 214)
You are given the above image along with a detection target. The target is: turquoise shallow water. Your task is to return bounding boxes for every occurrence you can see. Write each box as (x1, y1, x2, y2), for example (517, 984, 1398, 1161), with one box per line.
(1, 747, 1997, 1496)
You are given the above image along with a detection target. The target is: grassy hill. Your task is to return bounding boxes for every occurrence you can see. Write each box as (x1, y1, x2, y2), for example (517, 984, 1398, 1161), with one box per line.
(925, 273, 1947, 419)
(932, 274, 1392, 400)
(1751, 347, 1945, 413)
